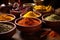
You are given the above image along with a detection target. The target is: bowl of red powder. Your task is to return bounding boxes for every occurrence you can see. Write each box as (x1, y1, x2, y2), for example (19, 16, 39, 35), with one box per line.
(15, 18, 42, 33)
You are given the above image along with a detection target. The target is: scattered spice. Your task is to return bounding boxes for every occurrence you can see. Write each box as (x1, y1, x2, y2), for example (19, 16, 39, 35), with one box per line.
(47, 31, 60, 40)
(49, 31, 57, 38)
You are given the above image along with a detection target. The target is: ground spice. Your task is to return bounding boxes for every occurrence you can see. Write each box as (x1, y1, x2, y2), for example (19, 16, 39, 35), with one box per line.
(17, 18, 40, 27)
(0, 23, 13, 33)
(34, 5, 52, 12)
(45, 14, 60, 21)
(23, 11, 41, 18)
(0, 14, 14, 21)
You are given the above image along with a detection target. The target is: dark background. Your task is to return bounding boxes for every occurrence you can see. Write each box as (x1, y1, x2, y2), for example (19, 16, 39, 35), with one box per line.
(0, 0, 60, 9)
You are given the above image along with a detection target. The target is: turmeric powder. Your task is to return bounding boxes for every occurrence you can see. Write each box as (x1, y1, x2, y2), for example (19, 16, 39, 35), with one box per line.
(0, 14, 14, 21)
(23, 11, 41, 18)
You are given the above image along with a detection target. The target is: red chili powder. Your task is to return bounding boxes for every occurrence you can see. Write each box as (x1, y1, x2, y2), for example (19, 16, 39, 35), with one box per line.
(17, 18, 40, 27)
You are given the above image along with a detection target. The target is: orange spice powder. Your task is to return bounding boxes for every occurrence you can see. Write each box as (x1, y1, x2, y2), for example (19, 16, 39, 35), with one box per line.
(17, 18, 40, 27)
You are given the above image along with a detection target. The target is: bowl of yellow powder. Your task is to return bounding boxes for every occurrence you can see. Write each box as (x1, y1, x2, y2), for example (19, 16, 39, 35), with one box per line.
(20, 11, 42, 18)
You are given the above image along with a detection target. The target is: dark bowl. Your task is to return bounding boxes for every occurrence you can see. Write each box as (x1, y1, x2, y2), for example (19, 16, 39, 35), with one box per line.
(0, 22, 16, 39)
(42, 13, 60, 30)
(15, 18, 42, 33)
(10, 10, 20, 18)
(0, 13, 16, 22)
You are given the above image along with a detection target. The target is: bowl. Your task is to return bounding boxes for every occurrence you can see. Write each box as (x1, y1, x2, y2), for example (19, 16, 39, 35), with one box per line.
(42, 13, 60, 30)
(23, 3, 36, 7)
(0, 13, 16, 22)
(55, 8, 60, 15)
(15, 18, 42, 33)
(33, 5, 54, 15)
(0, 6, 10, 13)
(10, 10, 20, 18)
(33, 0, 44, 5)
(20, 11, 42, 19)
(0, 22, 16, 39)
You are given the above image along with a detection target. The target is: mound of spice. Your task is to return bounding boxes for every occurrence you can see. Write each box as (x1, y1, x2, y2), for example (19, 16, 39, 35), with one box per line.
(17, 18, 40, 27)
(0, 23, 13, 33)
(23, 11, 41, 18)
(34, 5, 46, 11)
(45, 14, 60, 21)
(34, 5, 52, 12)
(0, 14, 14, 21)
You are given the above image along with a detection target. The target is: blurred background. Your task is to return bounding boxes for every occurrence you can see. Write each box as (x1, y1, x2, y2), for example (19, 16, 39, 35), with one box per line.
(0, 0, 60, 9)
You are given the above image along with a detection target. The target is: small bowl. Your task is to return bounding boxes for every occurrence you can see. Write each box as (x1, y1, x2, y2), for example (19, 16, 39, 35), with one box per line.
(0, 6, 10, 13)
(33, 9, 54, 15)
(42, 13, 60, 30)
(0, 13, 16, 22)
(20, 11, 42, 19)
(55, 8, 60, 15)
(10, 10, 20, 18)
(23, 3, 36, 7)
(0, 22, 16, 39)
(33, 6, 54, 15)
(15, 18, 42, 33)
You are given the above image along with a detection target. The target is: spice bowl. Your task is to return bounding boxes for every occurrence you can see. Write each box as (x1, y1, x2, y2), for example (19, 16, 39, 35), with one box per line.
(10, 10, 20, 18)
(20, 11, 42, 19)
(0, 22, 16, 39)
(0, 13, 16, 22)
(42, 13, 60, 31)
(15, 17, 42, 33)
(23, 3, 36, 7)
(33, 5, 54, 15)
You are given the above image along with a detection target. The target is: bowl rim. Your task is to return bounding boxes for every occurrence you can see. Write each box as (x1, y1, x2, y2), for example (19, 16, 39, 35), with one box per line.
(42, 13, 60, 22)
(10, 10, 21, 13)
(0, 22, 16, 34)
(15, 17, 42, 27)
(0, 13, 16, 22)
(20, 11, 42, 18)
(23, 3, 36, 6)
